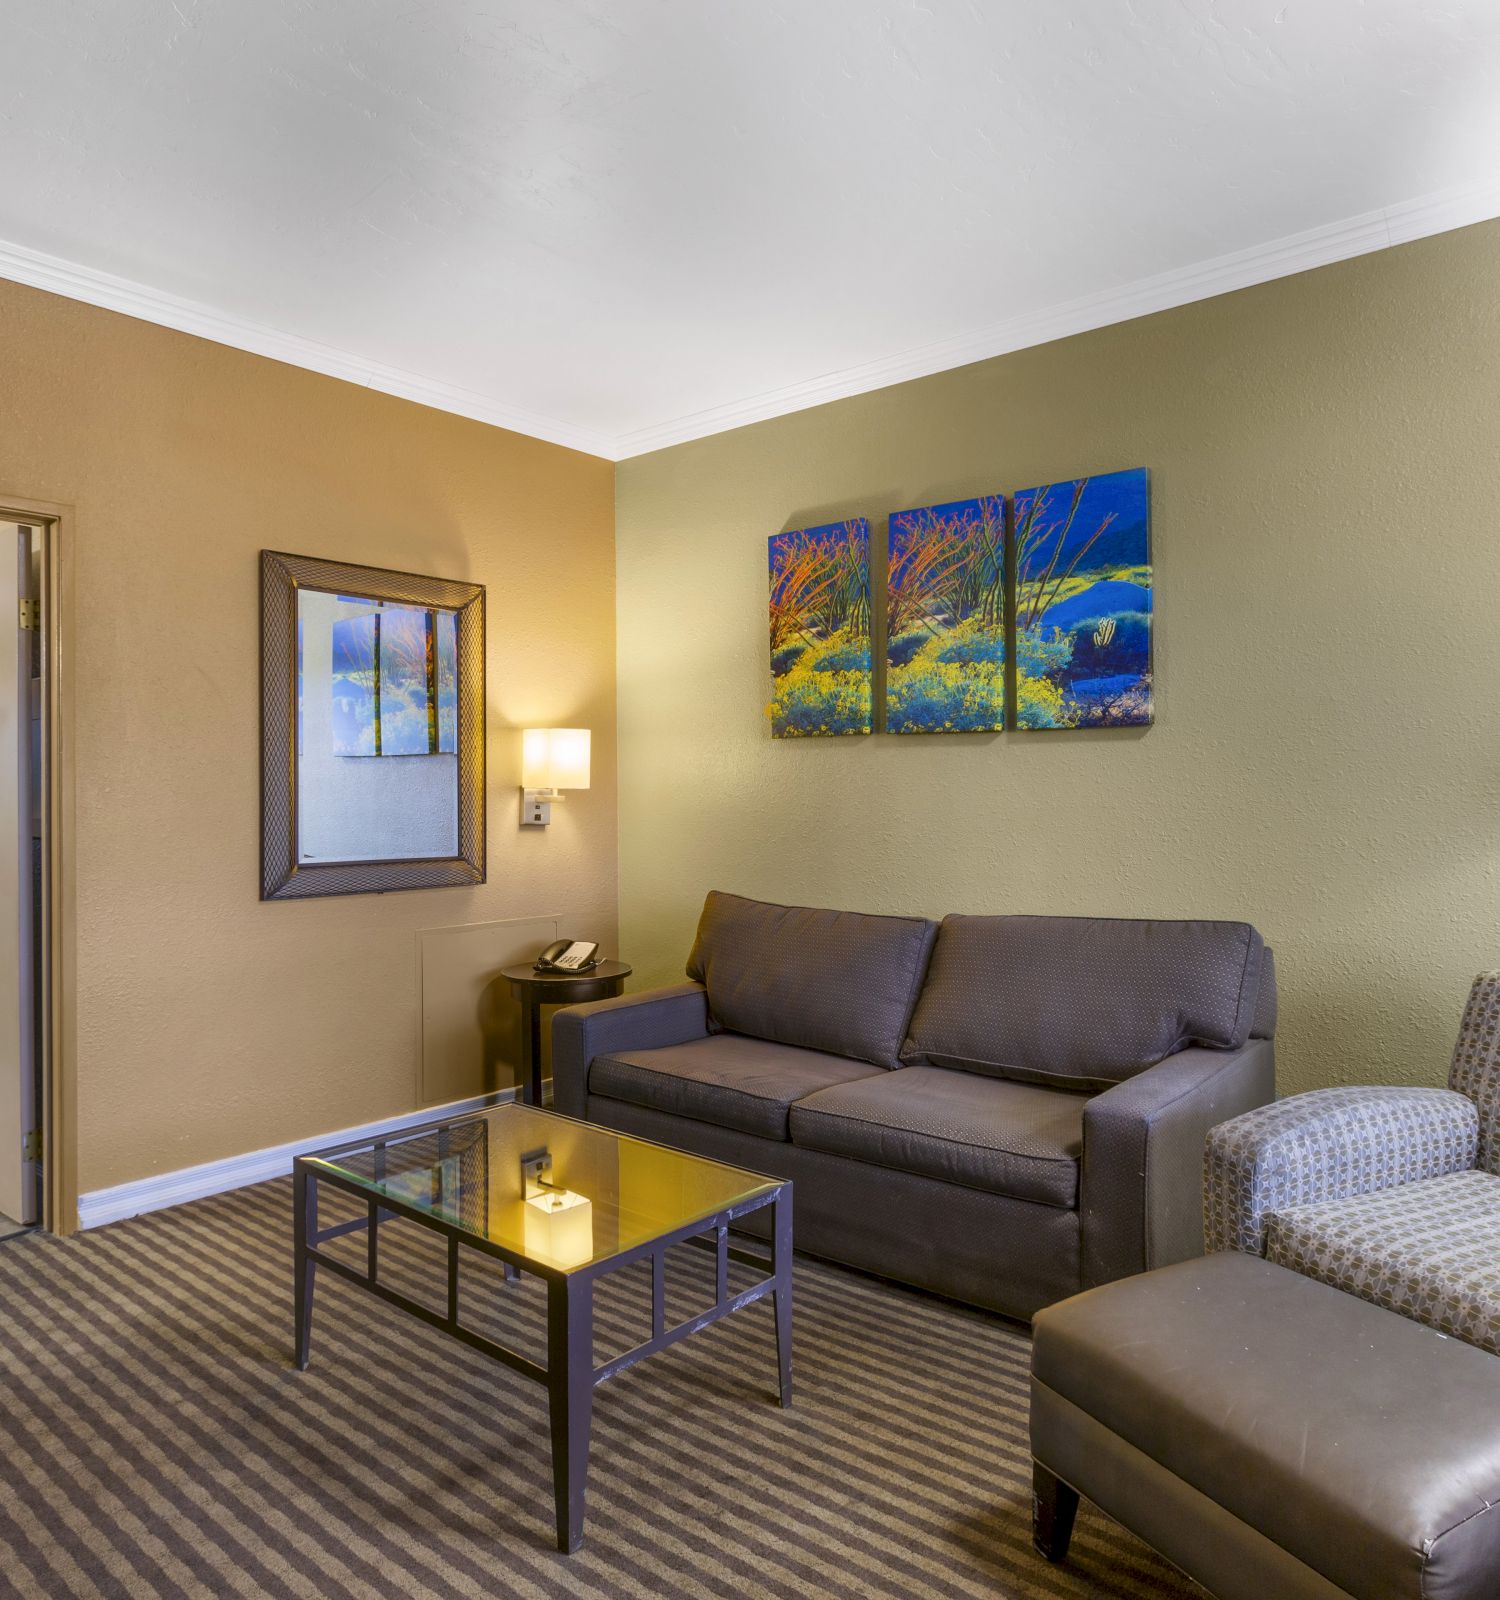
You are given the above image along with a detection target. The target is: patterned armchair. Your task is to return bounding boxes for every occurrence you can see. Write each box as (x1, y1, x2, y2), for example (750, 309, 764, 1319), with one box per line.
(1204, 973, 1500, 1355)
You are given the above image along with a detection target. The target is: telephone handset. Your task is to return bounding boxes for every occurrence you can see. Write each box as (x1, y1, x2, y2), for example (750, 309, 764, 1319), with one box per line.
(535, 939, 601, 974)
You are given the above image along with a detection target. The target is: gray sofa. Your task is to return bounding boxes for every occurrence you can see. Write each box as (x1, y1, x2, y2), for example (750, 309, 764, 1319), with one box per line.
(554, 891, 1277, 1320)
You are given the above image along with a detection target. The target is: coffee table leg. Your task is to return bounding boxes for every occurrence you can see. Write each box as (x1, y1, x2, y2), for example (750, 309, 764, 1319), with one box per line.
(772, 1189, 793, 1409)
(547, 1274, 594, 1553)
(293, 1163, 317, 1371)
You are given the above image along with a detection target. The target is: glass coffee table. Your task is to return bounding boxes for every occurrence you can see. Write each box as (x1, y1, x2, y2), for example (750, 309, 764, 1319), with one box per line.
(292, 1103, 792, 1552)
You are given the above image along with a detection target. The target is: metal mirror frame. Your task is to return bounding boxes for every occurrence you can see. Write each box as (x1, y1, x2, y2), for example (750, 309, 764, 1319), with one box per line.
(260, 549, 486, 901)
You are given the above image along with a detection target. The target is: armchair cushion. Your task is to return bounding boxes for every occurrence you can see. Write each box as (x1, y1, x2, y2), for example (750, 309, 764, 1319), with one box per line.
(903, 914, 1268, 1090)
(686, 891, 938, 1070)
(1265, 1169, 1500, 1356)
(1204, 1086, 1480, 1256)
(588, 1034, 882, 1141)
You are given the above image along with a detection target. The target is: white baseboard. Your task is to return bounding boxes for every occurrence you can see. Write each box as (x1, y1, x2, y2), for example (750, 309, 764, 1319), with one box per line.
(76, 1088, 519, 1231)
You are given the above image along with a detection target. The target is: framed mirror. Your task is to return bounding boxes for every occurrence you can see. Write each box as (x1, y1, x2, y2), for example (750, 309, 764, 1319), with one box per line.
(260, 550, 486, 900)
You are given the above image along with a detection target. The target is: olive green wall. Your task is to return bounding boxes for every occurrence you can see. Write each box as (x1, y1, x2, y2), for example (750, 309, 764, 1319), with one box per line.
(615, 219, 1500, 1098)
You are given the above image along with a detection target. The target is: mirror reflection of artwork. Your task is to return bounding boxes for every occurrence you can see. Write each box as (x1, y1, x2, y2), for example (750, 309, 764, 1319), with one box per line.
(294, 590, 460, 867)
(330, 603, 458, 758)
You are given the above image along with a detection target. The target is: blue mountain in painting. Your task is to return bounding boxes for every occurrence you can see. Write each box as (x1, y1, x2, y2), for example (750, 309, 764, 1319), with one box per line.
(1014, 467, 1153, 729)
(1021, 469, 1149, 569)
(1041, 579, 1152, 633)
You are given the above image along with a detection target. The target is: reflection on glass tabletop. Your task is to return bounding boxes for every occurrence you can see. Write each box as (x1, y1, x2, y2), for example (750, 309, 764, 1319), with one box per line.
(304, 1104, 781, 1272)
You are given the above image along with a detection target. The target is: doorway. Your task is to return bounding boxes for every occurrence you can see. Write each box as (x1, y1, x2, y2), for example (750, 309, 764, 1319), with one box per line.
(0, 515, 51, 1238)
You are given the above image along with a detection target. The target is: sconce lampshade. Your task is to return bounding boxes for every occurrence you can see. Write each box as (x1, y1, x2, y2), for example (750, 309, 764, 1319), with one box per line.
(522, 727, 591, 791)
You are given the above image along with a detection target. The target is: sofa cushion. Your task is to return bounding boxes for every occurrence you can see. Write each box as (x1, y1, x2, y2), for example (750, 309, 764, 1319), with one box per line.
(903, 914, 1267, 1089)
(685, 890, 938, 1070)
(1265, 1169, 1500, 1357)
(788, 1066, 1085, 1208)
(588, 1034, 884, 1141)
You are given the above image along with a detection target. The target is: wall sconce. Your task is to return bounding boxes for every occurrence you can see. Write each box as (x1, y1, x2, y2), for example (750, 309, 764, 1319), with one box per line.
(521, 727, 590, 826)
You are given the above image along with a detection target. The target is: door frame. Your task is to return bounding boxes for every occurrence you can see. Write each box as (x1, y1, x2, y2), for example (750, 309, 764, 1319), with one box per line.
(1, 496, 76, 1234)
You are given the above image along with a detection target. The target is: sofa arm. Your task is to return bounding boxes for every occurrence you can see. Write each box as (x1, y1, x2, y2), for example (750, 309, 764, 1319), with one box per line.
(1081, 1040, 1275, 1289)
(1204, 1085, 1479, 1257)
(550, 982, 710, 1119)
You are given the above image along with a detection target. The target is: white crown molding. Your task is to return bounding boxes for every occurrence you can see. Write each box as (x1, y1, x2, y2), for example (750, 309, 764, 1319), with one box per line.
(611, 175, 1500, 458)
(76, 1088, 516, 1230)
(0, 236, 617, 460)
(5, 174, 1499, 465)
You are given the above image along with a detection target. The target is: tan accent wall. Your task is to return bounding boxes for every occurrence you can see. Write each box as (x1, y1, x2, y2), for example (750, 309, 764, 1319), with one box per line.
(616, 220, 1500, 1099)
(0, 278, 617, 1203)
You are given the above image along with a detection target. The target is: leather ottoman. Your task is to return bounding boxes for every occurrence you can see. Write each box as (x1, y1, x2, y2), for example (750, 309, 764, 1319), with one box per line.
(1029, 1251, 1500, 1600)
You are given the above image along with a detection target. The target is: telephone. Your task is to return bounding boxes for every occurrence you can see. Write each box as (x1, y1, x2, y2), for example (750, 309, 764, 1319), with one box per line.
(535, 939, 601, 974)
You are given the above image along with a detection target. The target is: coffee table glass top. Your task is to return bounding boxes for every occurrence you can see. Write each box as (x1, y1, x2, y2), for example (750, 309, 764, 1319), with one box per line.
(303, 1104, 780, 1273)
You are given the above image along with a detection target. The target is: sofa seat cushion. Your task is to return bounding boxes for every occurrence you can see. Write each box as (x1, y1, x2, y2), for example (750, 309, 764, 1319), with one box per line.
(588, 1034, 884, 1142)
(903, 914, 1268, 1090)
(1265, 1168, 1500, 1356)
(788, 1066, 1085, 1207)
(686, 890, 938, 1070)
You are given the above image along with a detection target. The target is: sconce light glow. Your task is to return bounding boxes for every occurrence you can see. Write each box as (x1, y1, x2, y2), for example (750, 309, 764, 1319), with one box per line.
(521, 728, 591, 826)
(522, 727, 590, 791)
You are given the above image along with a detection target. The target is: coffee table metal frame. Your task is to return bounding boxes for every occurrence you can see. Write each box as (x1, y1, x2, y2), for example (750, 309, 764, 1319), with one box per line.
(291, 1105, 793, 1553)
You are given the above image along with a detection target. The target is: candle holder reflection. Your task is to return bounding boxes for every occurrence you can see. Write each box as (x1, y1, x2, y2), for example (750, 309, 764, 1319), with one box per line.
(520, 1146, 594, 1267)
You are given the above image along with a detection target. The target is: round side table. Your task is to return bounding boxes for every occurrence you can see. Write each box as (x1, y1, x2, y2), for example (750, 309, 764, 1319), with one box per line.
(500, 960, 632, 1107)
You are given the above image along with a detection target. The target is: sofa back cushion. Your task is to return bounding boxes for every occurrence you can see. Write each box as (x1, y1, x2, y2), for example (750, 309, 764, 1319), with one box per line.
(903, 914, 1268, 1089)
(686, 891, 938, 1070)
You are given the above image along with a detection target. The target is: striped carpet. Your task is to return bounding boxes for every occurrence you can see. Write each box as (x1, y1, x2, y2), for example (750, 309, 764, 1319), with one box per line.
(0, 1181, 1202, 1600)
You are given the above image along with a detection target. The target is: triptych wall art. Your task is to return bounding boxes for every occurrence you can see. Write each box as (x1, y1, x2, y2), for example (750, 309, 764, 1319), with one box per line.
(766, 467, 1152, 738)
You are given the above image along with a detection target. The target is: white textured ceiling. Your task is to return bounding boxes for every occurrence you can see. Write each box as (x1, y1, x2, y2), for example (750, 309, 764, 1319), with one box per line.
(2, 1, 1499, 458)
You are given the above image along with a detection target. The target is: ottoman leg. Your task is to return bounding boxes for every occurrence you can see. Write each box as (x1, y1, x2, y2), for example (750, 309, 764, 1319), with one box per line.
(1032, 1460, 1079, 1562)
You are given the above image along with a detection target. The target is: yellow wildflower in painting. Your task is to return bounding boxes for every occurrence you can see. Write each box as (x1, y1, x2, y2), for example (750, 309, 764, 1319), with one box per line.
(766, 520, 872, 738)
(885, 496, 1006, 733)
